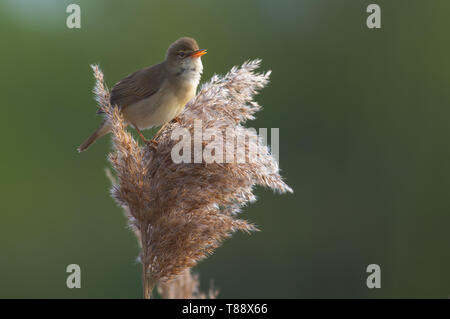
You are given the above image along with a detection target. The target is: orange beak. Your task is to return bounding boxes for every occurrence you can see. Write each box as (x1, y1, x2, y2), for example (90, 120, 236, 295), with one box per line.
(189, 49, 207, 58)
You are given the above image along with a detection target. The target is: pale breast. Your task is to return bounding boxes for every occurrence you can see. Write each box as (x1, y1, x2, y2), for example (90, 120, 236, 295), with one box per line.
(122, 80, 196, 130)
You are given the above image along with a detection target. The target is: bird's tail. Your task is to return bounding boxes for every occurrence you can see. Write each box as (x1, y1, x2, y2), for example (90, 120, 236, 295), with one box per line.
(77, 120, 111, 152)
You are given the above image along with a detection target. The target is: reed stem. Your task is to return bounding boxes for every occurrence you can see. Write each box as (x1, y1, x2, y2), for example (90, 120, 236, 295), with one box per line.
(141, 223, 157, 299)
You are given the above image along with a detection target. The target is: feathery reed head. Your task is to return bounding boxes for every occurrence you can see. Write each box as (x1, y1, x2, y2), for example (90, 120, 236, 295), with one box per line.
(157, 269, 218, 299)
(92, 60, 292, 297)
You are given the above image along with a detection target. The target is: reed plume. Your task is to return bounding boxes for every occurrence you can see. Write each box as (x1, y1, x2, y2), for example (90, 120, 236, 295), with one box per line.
(157, 269, 218, 299)
(92, 60, 293, 298)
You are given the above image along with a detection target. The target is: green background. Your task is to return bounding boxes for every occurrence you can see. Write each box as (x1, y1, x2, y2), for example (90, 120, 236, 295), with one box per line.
(1, 0, 449, 298)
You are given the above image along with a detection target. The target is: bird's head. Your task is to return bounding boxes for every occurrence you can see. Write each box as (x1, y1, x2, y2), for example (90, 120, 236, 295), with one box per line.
(165, 37, 207, 80)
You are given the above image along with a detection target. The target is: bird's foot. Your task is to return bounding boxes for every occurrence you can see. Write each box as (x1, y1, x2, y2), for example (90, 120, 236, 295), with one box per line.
(145, 139, 158, 150)
(170, 116, 182, 124)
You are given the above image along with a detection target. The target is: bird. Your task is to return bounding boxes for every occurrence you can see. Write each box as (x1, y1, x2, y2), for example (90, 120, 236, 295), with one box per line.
(77, 37, 207, 152)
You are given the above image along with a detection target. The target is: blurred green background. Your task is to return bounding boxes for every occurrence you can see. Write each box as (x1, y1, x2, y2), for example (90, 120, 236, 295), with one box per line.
(1, 0, 449, 298)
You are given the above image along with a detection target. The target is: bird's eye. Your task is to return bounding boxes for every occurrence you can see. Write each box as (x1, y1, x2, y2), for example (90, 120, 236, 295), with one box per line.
(178, 51, 185, 57)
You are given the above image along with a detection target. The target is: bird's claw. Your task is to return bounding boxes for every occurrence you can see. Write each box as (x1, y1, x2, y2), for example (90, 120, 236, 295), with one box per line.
(145, 139, 158, 150)
(170, 116, 182, 124)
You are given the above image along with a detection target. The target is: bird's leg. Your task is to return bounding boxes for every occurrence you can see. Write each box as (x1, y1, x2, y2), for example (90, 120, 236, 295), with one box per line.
(131, 123, 149, 143)
(170, 116, 182, 124)
(152, 116, 180, 142)
(151, 122, 169, 142)
(131, 123, 158, 150)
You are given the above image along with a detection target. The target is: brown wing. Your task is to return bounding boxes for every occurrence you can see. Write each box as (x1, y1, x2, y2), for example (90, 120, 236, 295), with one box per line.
(97, 62, 165, 114)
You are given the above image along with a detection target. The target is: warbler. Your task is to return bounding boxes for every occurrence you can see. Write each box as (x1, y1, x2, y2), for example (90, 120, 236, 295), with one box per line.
(78, 37, 206, 152)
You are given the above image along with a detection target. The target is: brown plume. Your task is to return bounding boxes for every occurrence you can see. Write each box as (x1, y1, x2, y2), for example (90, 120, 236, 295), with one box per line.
(157, 269, 218, 299)
(92, 60, 293, 298)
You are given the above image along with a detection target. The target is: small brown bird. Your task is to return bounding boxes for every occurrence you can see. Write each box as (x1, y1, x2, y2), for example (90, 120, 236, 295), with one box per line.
(78, 37, 207, 152)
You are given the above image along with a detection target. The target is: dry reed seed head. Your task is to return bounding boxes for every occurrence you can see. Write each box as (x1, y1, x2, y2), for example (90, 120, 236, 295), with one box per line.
(157, 269, 218, 299)
(94, 60, 292, 284)
(91, 64, 110, 111)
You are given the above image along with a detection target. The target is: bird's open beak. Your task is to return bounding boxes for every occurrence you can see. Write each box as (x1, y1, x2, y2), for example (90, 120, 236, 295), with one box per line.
(189, 49, 207, 58)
